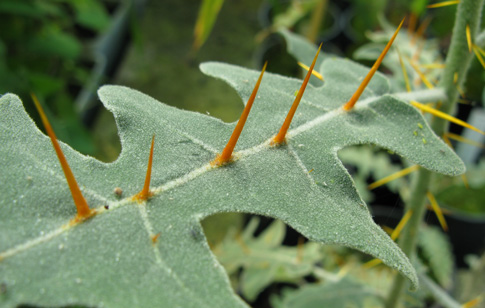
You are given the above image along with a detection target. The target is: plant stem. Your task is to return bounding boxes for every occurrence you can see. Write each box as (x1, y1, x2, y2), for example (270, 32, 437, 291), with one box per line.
(385, 168, 431, 308)
(435, 0, 484, 134)
(385, 1, 484, 307)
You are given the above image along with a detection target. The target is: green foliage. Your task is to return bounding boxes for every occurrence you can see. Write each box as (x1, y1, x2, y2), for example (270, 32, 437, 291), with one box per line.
(419, 273, 462, 308)
(0, 0, 111, 155)
(215, 217, 323, 301)
(71, 0, 111, 31)
(418, 225, 454, 288)
(338, 145, 407, 202)
(271, 278, 383, 308)
(193, 0, 225, 51)
(353, 16, 443, 92)
(0, 26, 466, 307)
(436, 158, 485, 214)
(454, 253, 485, 308)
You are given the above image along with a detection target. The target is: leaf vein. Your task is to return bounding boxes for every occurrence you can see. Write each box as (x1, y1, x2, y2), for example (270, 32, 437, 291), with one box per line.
(0, 96, 380, 261)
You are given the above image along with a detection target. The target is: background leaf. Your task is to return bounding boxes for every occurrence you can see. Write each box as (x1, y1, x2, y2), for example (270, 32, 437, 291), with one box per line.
(215, 217, 323, 301)
(271, 278, 383, 308)
(418, 225, 454, 288)
(193, 0, 225, 51)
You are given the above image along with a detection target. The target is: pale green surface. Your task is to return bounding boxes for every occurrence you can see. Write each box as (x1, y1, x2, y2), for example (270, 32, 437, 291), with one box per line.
(271, 278, 382, 308)
(455, 254, 485, 308)
(215, 217, 323, 301)
(420, 273, 462, 308)
(418, 225, 453, 289)
(0, 53, 465, 307)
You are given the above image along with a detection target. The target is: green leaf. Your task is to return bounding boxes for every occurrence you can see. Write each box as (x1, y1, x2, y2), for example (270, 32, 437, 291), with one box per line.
(455, 253, 485, 306)
(215, 217, 323, 301)
(278, 29, 327, 86)
(0, 52, 464, 306)
(352, 17, 443, 92)
(339, 145, 406, 201)
(271, 278, 383, 308)
(419, 273, 462, 308)
(0, 0, 45, 18)
(193, 0, 225, 50)
(418, 225, 454, 288)
(70, 0, 110, 31)
(27, 27, 81, 60)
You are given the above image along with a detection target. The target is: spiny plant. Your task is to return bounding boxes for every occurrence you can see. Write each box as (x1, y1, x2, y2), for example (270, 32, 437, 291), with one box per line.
(0, 6, 474, 307)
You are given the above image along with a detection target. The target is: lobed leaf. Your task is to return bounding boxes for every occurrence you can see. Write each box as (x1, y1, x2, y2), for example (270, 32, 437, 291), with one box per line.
(0, 50, 465, 307)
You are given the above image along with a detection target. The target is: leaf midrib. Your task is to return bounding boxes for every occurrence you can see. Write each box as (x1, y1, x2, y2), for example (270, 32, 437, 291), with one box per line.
(0, 94, 381, 261)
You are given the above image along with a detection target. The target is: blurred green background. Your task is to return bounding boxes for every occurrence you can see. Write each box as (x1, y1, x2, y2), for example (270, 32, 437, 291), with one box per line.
(2, 0, 478, 163)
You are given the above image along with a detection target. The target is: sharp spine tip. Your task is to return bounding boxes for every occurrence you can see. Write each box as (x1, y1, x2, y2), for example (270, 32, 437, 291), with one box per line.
(134, 135, 156, 201)
(273, 43, 322, 145)
(343, 18, 404, 111)
(212, 62, 267, 166)
(31, 93, 93, 220)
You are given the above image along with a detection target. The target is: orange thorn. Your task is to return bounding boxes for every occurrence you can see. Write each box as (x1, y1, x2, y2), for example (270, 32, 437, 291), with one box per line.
(368, 165, 419, 190)
(411, 16, 432, 45)
(411, 101, 484, 135)
(273, 43, 322, 145)
(151, 232, 161, 244)
(31, 94, 94, 220)
(367, 210, 414, 271)
(212, 62, 267, 166)
(466, 25, 472, 53)
(462, 295, 483, 308)
(427, 192, 448, 232)
(363, 258, 382, 269)
(297, 61, 324, 81)
(445, 132, 485, 148)
(134, 135, 155, 202)
(407, 13, 417, 37)
(343, 18, 405, 111)
(419, 63, 446, 69)
(426, 0, 459, 8)
(473, 45, 485, 69)
(296, 236, 305, 263)
(396, 48, 411, 92)
(391, 210, 414, 240)
(409, 60, 435, 89)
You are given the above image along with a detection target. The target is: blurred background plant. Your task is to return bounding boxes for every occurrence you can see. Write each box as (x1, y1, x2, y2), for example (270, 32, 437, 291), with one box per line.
(2, 0, 485, 307)
(0, 0, 145, 160)
(0, 0, 111, 154)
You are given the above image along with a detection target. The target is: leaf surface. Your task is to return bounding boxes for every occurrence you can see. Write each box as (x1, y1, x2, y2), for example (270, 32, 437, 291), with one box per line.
(0, 52, 464, 307)
(271, 278, 382, 308)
